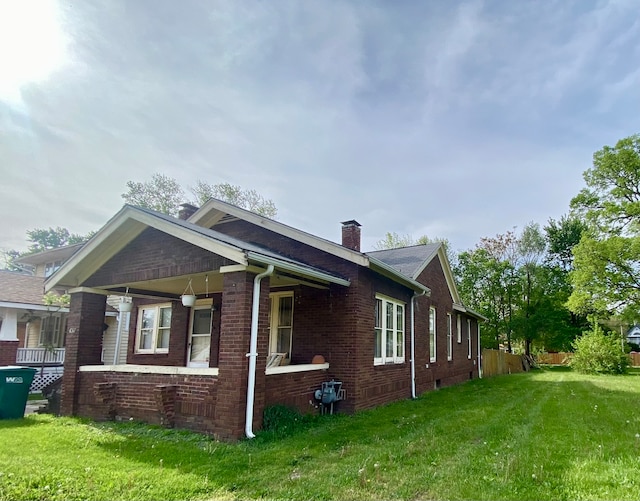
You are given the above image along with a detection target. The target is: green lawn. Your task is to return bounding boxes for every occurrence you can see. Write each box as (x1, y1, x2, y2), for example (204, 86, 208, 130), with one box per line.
(1, 367, 639, 500)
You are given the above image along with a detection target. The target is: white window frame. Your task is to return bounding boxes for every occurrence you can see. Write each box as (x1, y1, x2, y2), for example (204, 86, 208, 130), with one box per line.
(268, 291, 294, 362)
(39, 314, 66, 347)
(44, 260, 63, 278)
(457, 314, 462, 343)
(374, 294, 405, 365)
(429, 307, 436, 363)
(467, 318, 472, 359)
(135, 303, 172, 354)
(447, 313, 453, 361)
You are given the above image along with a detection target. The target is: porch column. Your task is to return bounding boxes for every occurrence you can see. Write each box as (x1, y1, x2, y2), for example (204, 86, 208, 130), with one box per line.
(214, 271, 270, 440)
(60, 292, 106, 416)
(0, 308, 19, 365)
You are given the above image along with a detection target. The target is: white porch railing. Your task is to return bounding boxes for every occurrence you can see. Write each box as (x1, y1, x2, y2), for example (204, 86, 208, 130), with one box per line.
(16, 348, 66, 365)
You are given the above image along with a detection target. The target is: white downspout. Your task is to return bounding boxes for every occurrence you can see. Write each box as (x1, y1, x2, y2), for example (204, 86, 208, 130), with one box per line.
(245, 265, 274, 439)
(477, 322, 482, 378)
(410, 291, 427, 399)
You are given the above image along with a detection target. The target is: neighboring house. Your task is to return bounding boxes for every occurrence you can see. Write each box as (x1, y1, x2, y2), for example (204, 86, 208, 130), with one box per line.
(0, 245, 119, 391)
(627, 325, 640, 348)
(45, 199, 485, 441)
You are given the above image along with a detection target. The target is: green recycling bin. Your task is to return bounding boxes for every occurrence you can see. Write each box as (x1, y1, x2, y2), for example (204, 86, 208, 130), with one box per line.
(0, 366, 37, 419)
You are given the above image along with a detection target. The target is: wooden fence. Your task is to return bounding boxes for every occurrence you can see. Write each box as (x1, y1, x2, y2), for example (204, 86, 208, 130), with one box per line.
(481, 349, 528, 377)
(536, 351, 640, 367)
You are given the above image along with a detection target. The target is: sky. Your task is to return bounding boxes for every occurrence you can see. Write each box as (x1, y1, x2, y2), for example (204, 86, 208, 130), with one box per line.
(1, 0, 639, 255)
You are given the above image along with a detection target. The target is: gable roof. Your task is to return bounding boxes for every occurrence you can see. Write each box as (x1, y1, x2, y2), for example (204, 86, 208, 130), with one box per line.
(15, 243, 84, 266)
(190, 198, 369, 267)
(45, 205, 351, 292)
(369, 244, 486, 321)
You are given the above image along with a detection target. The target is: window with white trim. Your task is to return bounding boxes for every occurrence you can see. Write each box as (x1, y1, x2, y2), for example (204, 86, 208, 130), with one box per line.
(39, 315, 66, 347)
(467, 318, 472, 359)
(429, 307, 436, 363)
(135, 304, 172, 353)
(268, 292, 294, 361)
(457, 314, 462, 343)
(374, 295, 405, 365)
(44, 260, 63, 278)
(446, 313, 453, 361)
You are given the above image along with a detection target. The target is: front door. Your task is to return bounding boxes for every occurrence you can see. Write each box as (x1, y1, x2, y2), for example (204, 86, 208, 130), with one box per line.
(188, 306, 212, 368)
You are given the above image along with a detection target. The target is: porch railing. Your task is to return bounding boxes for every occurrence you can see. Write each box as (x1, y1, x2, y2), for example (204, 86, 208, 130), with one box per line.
(16, 348, 66, 365)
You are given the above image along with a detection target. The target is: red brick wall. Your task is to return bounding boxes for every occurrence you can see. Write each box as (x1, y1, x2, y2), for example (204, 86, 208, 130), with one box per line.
(414, 258, 479, 393)
(84, 228, 233, 287)
(0, 340, 18, 365)
(74, 370, 219, 435)
(214, 271, 270, 440)
(265, 370, 330, 413)
(61, 292, 107, 415)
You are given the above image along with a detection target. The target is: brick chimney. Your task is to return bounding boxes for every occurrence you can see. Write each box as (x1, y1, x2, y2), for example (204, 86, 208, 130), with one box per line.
(178, 203, 199, 220)
(341, 220, 361, 251)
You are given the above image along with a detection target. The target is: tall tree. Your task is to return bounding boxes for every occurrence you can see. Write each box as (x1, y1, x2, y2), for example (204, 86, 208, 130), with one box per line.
(121, 174, 278, 218)
(190, 180, 277, 218)
(568, 133, 640, 318)
(545, 214, 588, 271)
(122, 173, 185, 216)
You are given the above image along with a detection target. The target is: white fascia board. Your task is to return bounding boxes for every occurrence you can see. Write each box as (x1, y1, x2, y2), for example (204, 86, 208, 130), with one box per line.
(191, 199, 369, 267)
(412, 245, 460, 303)
(246, 252, 351, 287)
(0, 302, 69, 313)
(369, 256, 431, 295)
(46, 206, 248, 292)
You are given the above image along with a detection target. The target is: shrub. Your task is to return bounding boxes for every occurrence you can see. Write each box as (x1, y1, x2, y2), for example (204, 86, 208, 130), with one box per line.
(570, 322, 629, 375)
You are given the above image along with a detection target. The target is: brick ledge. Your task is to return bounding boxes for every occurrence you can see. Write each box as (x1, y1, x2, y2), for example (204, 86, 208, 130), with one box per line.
(79, 364, 219, 376)
(265, 363, 329, 375)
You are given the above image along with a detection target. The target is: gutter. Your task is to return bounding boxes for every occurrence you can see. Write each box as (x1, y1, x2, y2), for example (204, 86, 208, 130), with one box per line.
(245, 265, 274, 439)
(410, 290, 429, 398)
(246, 251, 350, 287)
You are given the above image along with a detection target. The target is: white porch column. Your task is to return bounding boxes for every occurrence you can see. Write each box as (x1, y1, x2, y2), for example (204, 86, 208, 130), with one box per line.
(0, 308, 19, 341)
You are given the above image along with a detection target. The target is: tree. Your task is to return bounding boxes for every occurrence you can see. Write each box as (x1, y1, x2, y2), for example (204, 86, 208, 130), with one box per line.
(1, 227, 93, 271)
(545, 215, 588, 272)
(191, 181, 277, 218)
(570, 320, 629, 375)
(122, 173, 185, 216)
(121, 174, 278, 218)
(568, 133, 640, 318)
(570, 134, 640, 235)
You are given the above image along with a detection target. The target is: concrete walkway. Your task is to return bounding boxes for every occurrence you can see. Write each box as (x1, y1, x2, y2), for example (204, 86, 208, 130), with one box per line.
(24, 400, 47, 415)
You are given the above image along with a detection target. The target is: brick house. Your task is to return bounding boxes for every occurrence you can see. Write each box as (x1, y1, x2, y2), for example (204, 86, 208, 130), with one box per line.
(45, 199, 484, 441)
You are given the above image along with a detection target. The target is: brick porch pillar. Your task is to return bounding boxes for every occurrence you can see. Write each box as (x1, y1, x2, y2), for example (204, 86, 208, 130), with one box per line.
(214, 271, 270, 441)
(60, 292, 106, 416)
(0, 308, 19, 365)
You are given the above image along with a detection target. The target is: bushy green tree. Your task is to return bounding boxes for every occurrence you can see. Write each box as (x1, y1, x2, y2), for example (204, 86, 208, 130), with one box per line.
(121, 174, 278, 218)
(570, 321, 629, 375)
(569, 134, 640, 318)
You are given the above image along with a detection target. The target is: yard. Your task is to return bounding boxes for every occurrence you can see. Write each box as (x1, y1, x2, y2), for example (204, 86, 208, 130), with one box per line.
(1, 367, 639, 501)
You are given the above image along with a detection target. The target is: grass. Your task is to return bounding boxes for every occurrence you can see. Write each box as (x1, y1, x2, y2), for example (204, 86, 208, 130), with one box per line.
(1, 367, 639, 500)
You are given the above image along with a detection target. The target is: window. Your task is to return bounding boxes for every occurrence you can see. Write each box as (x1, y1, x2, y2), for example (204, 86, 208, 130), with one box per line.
(269, 292, 294, 361)
(135, 304, 172, 353)
(374, 295, 405, 365)
(44, 260, 63, 278)
(429, 307, 436, 363)
(39, 315, 66, 347)
(457, 314, 462, 343)
(447, 313, 453, 361)
(467, 318, 472, 359)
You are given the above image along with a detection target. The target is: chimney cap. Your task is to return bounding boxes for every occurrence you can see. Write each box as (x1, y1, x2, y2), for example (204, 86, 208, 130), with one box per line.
(341, 220, 361, 227)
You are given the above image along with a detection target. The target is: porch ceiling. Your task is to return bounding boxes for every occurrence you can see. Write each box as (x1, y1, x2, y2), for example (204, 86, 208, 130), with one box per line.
(97, 268, 330, 300)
